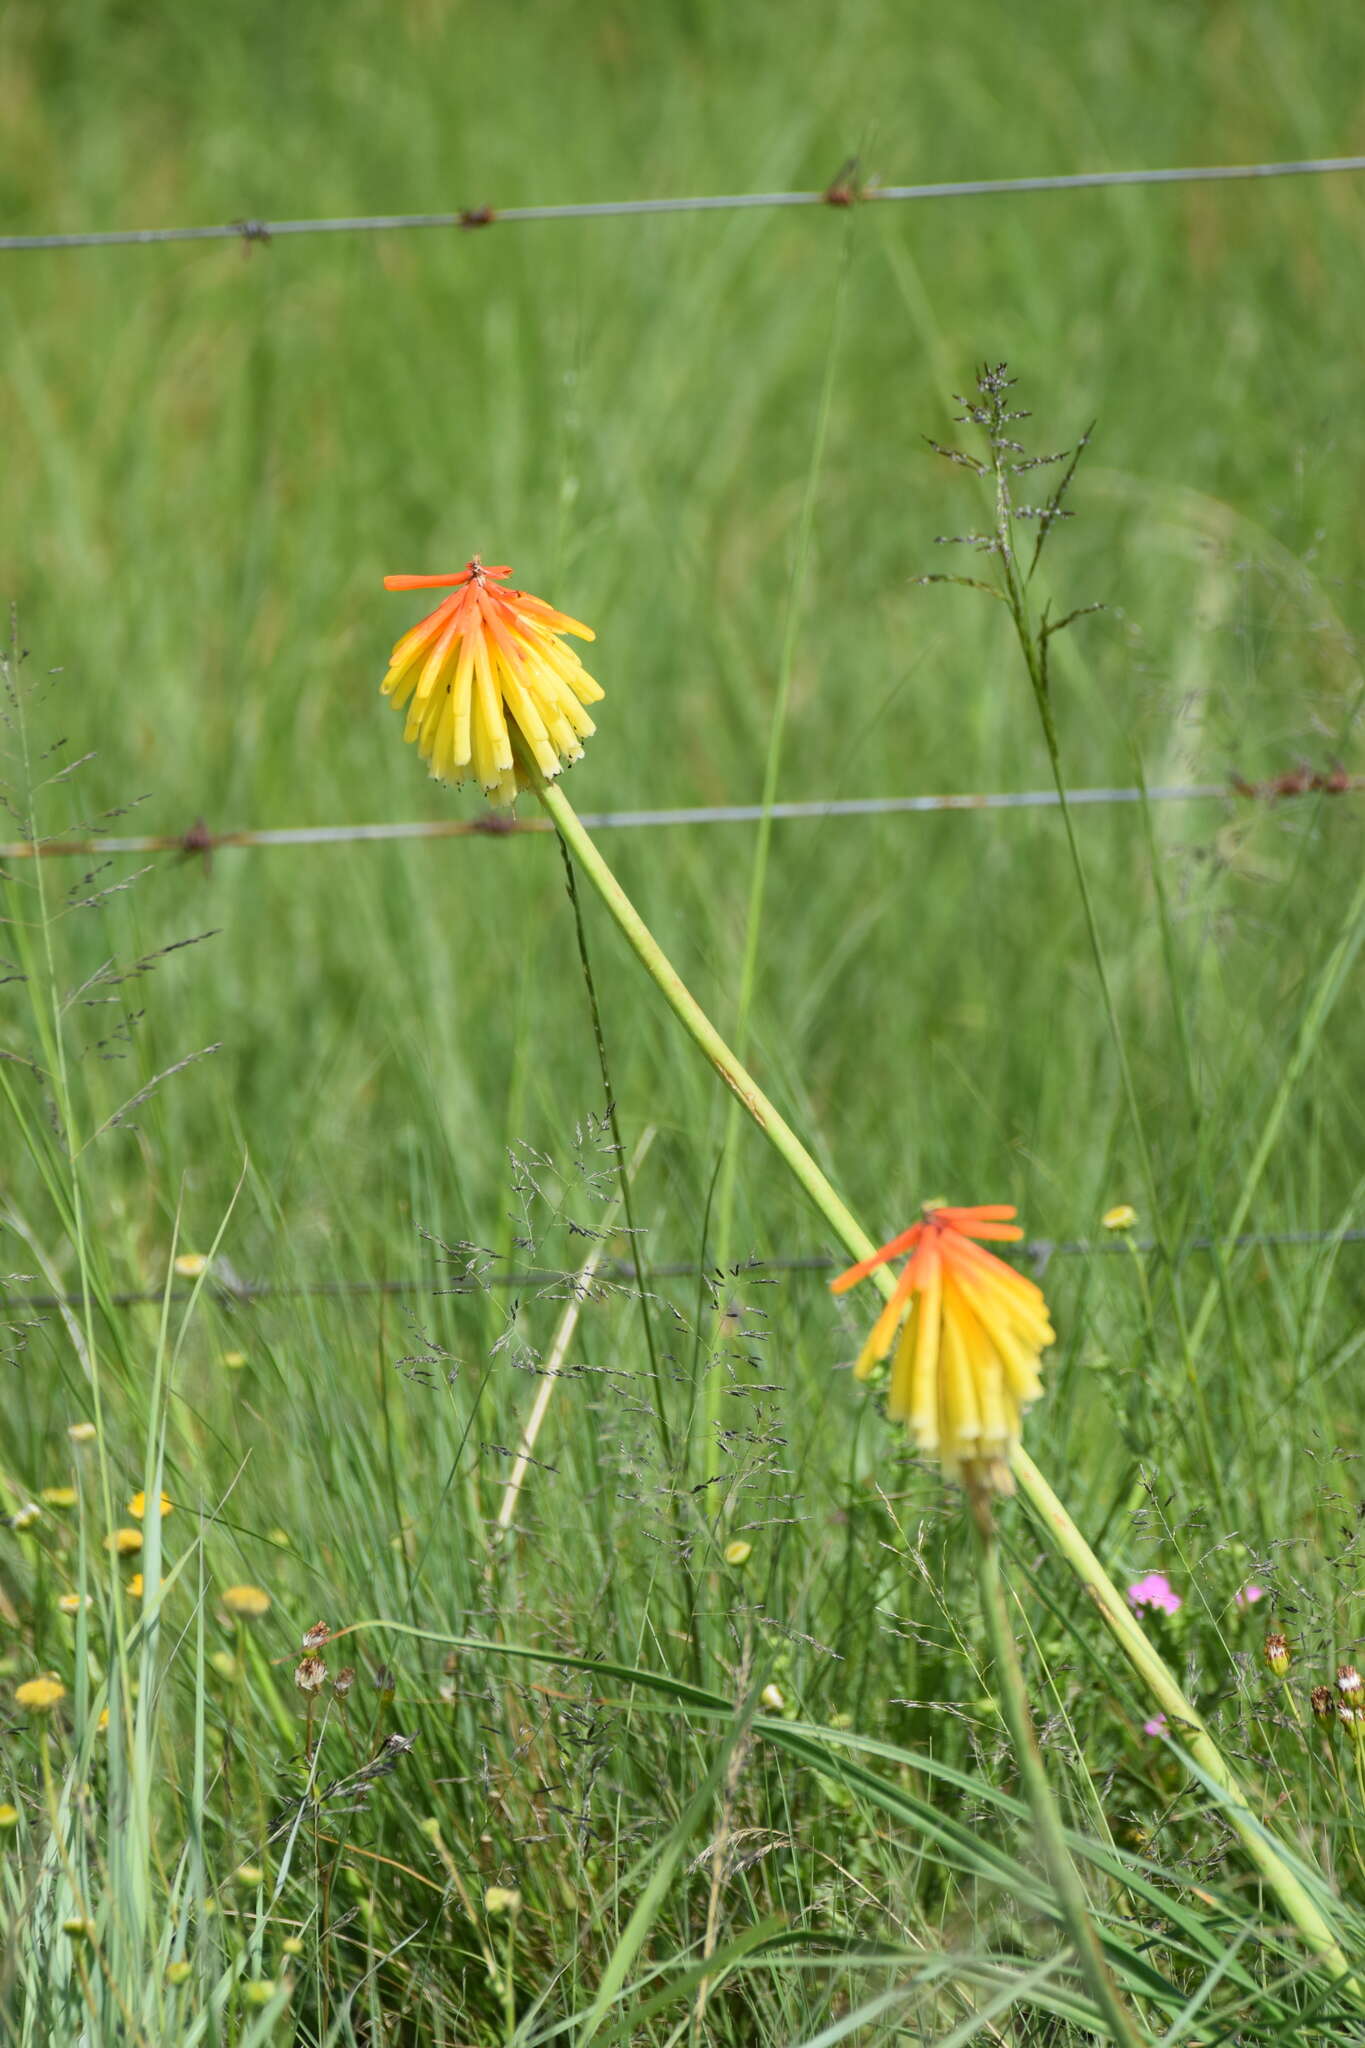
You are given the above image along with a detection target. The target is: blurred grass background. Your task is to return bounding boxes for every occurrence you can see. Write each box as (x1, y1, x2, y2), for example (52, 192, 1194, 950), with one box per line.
(4, 0, 1365, 2040)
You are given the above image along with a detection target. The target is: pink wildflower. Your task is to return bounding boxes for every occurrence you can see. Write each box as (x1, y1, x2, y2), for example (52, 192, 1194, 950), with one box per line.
(1127, 1572, 1181, 1616)
(1143, 1715, 1168, 1737)
(1234, 1583, 1265, 1608)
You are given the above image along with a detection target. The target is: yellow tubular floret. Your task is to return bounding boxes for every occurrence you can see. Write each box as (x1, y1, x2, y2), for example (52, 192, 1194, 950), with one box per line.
(938, 1303, 980, 1468)
(887, 1299, 919, 1417)
(907, 1258, 942, 1448)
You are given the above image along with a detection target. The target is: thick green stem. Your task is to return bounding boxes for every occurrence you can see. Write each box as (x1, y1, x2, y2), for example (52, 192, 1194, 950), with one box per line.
(531, 765, 1356, 1988)
(969, 1490, 1147, 2047)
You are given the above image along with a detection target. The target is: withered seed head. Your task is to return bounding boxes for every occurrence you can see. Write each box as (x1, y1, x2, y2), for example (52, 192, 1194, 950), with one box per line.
(294, 1656, 327, 1696)
(333, 1666, 355, 1698)
(1311, 1685, 1335, 1724)
(301, 1621, 332, 1652)
(1336, 1664, 1363, 1704)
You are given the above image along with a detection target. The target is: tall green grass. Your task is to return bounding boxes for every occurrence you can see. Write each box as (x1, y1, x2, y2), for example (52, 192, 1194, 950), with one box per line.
(4, 0, 1365, 2039)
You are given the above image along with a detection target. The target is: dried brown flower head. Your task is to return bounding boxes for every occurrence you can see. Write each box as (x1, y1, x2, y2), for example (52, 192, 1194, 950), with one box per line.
(294, 1656, 327, 1696)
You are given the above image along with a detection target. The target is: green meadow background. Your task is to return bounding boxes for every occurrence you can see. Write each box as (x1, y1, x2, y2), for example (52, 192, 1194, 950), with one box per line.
(3, 1, 1365, 2040)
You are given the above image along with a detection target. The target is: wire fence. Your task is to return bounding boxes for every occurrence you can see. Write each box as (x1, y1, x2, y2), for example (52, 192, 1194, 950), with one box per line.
(5, 155, 1361, 1316)
(4, 153, 1365, 254)
(2, 770, 1359, 864)
(7, 1226, 1363, 1315)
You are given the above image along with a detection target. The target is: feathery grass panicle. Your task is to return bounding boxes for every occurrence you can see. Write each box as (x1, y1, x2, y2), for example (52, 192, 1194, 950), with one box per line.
(831, 1204, 1054, 1495)
(381, 557, 602, 806)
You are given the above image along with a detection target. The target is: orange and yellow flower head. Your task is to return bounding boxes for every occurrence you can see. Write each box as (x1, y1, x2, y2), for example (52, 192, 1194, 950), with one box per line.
(831, 1205, 1055, 1496)
(381, 558, 603, 807)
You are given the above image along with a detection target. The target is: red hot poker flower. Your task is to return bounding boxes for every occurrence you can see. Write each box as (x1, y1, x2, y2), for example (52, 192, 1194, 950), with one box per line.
(831, 1205, 1055, 1496)
(381, 558, 603, 807)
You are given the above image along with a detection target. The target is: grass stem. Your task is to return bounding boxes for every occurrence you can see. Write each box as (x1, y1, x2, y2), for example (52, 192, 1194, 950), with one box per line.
(967, 1485, 1147, 2047)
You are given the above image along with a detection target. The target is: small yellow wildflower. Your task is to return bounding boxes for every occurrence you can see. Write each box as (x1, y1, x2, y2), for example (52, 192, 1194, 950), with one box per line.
(105, 1528, 142, 1557)
(760, 1683, 785, 1712)
(484, 1886, 522, 1916)
(281, 1936, 304, 1957)
(57, 1593, 91, 1616)
(96, 1709, 110, 1731)
(62, 1918, 95, 1942)
(11, 1503, 41, 1532)
(723, 1540, 753, 1567)
(165, 1960, 192, 1985)
(242, 1980, 280, 2008)
(221, 1584, 271, 1619)
(128, 1575, 145, 1598)
(173, 1253, 209, 1278)
(210, 1650, 240, 1681)
(0, 1804, 20, 1832)
(1102, 1205, 1138, 1232)
(222, 1350, 248, 1369)
(234, 1864, 265, 1888)
(15, 1675, 67, 1713)
(381, 558, 603, 807)
(40, 1487, 77, 1508)
(67, 1421, 97, 1444)
(128, 1491, 172, 1520)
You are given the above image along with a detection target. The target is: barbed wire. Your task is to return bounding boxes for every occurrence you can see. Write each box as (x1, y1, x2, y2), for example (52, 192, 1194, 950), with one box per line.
(4, 153, 1365, 255)
(6, 1227, 1362, 1314)
(2, 769, 1358, 864)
